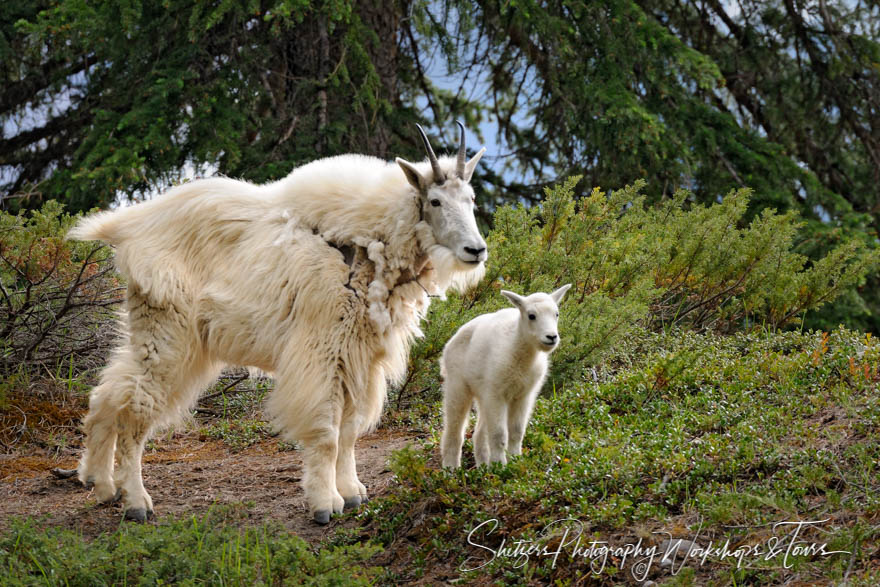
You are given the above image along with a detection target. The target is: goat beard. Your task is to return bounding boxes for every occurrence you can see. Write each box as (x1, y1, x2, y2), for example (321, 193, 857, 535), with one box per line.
(421, 243, 486, 298)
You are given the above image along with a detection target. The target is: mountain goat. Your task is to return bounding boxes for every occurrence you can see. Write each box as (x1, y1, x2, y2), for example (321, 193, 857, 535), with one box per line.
(440, 285, 571, 468)
(61, 123, 487, 524)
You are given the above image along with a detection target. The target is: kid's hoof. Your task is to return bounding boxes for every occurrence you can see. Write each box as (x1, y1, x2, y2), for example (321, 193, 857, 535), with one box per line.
(313, 510, 331, 525)
(343, 495, 362, 511)
(123, 508, 153, 522)
(50, 468, 78, 480)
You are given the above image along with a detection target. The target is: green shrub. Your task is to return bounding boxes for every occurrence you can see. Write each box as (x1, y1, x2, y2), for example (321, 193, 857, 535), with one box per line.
(0, 201, 122, 377)
(395, 179, 879, 407)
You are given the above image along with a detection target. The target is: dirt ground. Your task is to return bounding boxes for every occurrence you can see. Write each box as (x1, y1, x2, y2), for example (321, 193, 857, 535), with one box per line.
(0, 426, 421, 543)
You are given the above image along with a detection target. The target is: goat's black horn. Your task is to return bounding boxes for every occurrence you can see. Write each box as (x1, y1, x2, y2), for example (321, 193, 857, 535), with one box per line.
(455, 120, 467, 178)
(415, 124, 444, 183)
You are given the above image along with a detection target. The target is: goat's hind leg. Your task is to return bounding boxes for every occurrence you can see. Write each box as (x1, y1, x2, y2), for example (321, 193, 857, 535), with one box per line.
(77, 380, 124, 503)
(335, 398, 367, 511)
(472, 408, 490, 466)
(104, 358, 169, 521)
(110, 351, 220, 521)
(76, 348, 154, 504)
(113, 404, 155, 521)
(108, 290, 221, 521)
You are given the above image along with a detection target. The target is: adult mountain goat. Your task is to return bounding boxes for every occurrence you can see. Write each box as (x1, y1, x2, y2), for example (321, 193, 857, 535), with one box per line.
(61, 123, 487, 524)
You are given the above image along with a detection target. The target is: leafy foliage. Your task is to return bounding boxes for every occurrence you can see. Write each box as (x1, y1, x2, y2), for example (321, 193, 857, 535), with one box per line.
(0, 202, 121, 376)
(395, 178, 879, 407)
(363, 328, 880, 584)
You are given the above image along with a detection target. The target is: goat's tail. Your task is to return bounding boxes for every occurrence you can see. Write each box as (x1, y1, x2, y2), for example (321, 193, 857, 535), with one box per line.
(66, 210, 121, 244)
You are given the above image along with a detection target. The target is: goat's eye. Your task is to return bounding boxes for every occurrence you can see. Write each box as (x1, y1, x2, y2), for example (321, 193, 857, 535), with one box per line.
(430, 199, 441, 207)
(556, 312, 559, 317)
(528, 313, 536, 320)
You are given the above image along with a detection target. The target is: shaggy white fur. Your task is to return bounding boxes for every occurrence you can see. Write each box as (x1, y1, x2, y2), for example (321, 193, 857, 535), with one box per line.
(440, 285, 571, 468)
(67, 142, 486, 523)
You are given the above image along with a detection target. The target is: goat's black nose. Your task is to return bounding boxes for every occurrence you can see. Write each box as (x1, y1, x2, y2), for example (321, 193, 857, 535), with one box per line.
(464, 246, 486, 257)
(545, 334, 558, 342)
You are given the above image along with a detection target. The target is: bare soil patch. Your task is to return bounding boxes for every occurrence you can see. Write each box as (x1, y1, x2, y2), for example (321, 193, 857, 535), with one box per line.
(1, 426, 420, 543)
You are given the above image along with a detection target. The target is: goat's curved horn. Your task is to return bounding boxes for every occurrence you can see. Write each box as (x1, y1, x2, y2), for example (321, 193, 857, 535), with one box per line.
(415, 124, 444, 183)
(455, 120, 467, 178)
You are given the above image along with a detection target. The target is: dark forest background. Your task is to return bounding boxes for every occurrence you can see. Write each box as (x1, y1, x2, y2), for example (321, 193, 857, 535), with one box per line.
(2, 0, 878, 330)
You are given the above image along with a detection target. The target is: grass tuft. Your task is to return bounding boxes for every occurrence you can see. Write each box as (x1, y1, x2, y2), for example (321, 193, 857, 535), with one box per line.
(0, 505, 381, 585)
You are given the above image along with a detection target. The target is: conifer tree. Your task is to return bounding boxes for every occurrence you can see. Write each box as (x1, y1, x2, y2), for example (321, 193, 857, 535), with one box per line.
(2, 0, 877, 327)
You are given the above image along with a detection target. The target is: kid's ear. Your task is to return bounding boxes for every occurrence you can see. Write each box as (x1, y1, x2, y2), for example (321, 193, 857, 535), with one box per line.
(550, 283, 572, 304)
(396, 158, 428, 193)
(500, 289, 525, 310)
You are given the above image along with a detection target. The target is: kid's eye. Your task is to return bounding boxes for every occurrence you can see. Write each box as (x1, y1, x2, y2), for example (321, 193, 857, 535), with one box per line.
(528, 313, 536, 320)
(431, 199, 441, 207)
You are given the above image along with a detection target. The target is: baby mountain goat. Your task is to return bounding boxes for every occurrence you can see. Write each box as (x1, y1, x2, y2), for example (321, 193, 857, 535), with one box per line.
(440, 284, 571, 468)
(60, 123, 487, 525)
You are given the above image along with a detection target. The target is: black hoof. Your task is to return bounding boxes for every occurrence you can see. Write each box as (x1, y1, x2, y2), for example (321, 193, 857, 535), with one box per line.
(343, 495, 362, 511)
(50, 468, 78, 480)
(313, 510, 331, 525)
(99, 488, 122, 504)
(123, 508, 153, 522)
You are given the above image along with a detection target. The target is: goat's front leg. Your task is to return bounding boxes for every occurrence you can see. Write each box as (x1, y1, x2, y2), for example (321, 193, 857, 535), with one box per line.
(474, 397, 508, 465)
(507, 390, 538, 458)
(299, 395, 345, 525)
(336, 397, 367, 511)
(440, 378, 473, 469)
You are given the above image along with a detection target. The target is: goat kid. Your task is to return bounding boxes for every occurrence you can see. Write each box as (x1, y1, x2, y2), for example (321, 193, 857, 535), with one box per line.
(440, 284, 571, 468)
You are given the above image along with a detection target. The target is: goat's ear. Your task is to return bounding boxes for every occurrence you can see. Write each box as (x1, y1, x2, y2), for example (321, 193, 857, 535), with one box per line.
(500, 289, 525, 310)
(396, 158, 427, 193)
(550, 283, 572, 304)
(462, 147, 486, 183)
